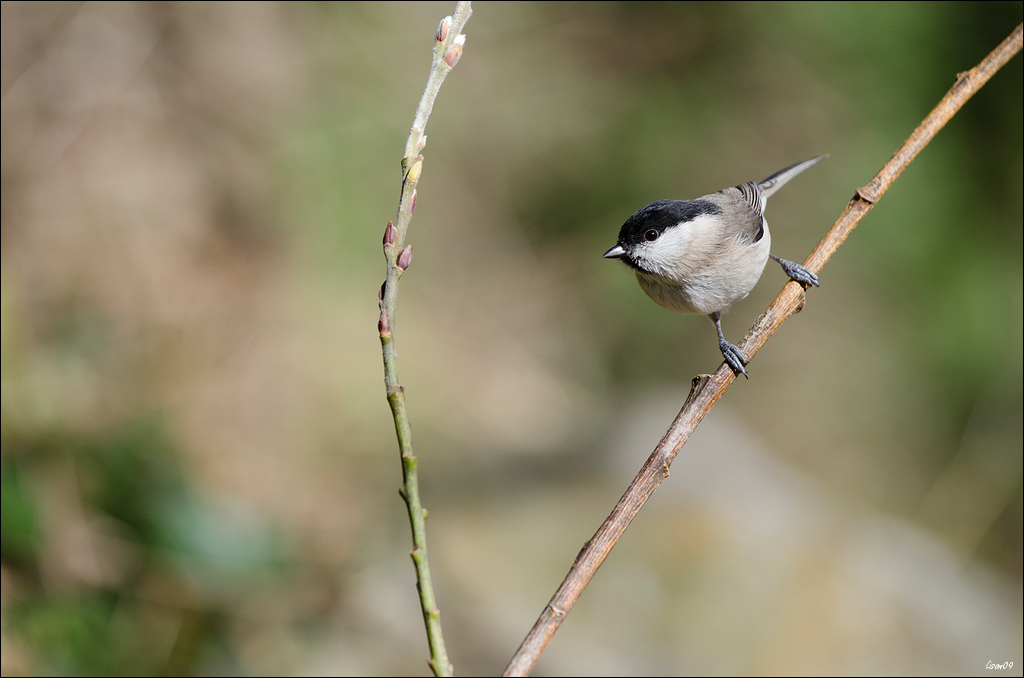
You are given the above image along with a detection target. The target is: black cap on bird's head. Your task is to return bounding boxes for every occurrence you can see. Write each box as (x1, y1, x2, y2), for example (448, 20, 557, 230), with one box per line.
(603, 199, 723, 270)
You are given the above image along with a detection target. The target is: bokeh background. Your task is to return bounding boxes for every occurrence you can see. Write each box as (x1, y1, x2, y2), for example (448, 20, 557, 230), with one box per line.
(2, 2, 1022, 675)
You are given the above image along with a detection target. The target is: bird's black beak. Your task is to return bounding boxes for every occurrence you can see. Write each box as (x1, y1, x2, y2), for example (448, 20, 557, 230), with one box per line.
(603, 244, 626, 259)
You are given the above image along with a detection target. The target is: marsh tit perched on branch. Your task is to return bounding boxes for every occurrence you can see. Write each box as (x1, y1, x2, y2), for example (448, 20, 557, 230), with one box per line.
(604, 155, 827, 378)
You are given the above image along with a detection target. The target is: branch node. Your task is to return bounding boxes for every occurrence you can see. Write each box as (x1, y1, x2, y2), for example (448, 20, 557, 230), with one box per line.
(856, 186, 879, 203)
(429, 659, 454, 674)
(547, 603, 566, 619)
(683, 375, 712, 409)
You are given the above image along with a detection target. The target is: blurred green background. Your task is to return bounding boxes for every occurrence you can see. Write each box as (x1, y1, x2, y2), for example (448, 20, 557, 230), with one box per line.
(2, 2, 1021, 675)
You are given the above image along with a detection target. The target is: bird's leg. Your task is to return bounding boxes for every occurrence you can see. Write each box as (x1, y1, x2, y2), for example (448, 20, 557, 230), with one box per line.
(770, 253, 819, 287)
(710, 311, 748, 378)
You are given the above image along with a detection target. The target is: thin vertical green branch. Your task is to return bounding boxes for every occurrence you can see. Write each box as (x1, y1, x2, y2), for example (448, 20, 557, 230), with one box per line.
(377, 3, 472, 677)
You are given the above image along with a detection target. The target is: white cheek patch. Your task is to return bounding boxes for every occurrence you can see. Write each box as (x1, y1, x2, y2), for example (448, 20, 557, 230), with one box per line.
(634, 213, 723, 278)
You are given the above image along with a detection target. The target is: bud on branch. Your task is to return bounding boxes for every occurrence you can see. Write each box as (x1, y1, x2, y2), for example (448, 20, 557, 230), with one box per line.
(407, 159, 423, 183)
(397, 245, 413, 271)
(436, 16, 451, 44)
(442, 34, 466, 68)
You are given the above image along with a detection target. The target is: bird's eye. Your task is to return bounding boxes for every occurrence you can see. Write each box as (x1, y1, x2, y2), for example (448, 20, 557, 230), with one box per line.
(644, 229, 660, 242)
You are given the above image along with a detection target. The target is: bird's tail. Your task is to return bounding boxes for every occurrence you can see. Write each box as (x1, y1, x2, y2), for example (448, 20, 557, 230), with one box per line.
(757, 154, 828, 199)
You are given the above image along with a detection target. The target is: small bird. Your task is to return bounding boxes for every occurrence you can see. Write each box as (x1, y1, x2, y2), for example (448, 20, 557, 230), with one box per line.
(603, 155, 826, 378)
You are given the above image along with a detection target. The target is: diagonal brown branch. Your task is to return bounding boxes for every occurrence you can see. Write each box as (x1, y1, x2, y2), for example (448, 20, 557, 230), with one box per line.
(503, 22, 1023, 678)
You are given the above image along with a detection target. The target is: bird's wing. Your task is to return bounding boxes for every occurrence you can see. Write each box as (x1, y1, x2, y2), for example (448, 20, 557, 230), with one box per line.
(738, 181, 764, 217)
(720, 184, 766, 244)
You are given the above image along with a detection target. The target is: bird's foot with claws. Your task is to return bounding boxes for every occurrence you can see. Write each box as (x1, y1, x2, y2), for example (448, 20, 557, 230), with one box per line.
(772, 255, 819, 287)
(719, 340, 749, 379)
